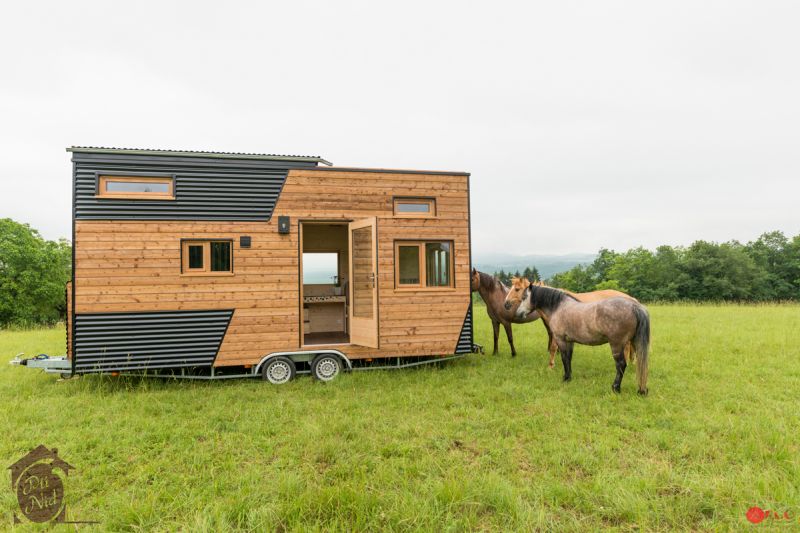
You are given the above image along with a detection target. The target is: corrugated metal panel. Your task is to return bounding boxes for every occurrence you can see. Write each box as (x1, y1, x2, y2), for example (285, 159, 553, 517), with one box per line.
(454, 305, 473, 354)
(73, 152, 319, 220)
(73, 309, 233, 373)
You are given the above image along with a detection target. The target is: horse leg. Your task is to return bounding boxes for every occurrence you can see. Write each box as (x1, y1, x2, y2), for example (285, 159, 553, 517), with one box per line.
(543, 321, 556, 369)
(503, 323, 516, 357)
(611, 345, 627, 394)
(558, 340, 573, 382)
(492, 321, 500, 355)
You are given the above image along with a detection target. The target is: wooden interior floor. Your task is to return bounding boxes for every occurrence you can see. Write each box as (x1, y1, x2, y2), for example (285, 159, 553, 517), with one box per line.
(304, 332, 350, 345)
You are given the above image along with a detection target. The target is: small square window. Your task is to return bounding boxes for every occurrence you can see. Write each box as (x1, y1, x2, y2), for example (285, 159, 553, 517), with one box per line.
(182, 240, 233, 275)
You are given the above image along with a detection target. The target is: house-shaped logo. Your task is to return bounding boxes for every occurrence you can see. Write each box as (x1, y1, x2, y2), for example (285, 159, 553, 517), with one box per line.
(8, 444, 74, 523)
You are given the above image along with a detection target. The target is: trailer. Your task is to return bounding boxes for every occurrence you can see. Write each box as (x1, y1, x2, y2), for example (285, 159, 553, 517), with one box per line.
(15, 147, 475, 383)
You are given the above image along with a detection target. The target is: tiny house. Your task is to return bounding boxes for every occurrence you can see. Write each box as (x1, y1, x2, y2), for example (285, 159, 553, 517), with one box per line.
(47, 147, 474, 383)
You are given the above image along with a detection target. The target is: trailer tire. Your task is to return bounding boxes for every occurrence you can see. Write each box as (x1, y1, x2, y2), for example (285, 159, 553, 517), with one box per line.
(262, 356, 296, 385)
(311, 354, 342, 382)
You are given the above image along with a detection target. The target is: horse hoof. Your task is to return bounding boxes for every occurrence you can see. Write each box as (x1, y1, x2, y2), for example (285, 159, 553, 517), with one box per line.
(638, 389, 648, 396)
(612, 385, 621, 394)
(511, 354, 516, 358)
(562, 376, 571, 382)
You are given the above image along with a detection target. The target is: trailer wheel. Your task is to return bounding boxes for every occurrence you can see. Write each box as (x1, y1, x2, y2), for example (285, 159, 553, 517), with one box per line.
(311, 354, 341, 382)
(262, 356, 296, 385)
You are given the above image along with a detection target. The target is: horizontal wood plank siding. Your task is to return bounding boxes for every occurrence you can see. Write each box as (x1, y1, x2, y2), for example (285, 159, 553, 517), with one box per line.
(74, 168, 470, 366)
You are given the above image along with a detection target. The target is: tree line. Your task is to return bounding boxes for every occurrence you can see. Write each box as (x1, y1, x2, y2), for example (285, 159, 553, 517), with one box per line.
(541, 231, 800, 302)
(0, 219, 71, 327)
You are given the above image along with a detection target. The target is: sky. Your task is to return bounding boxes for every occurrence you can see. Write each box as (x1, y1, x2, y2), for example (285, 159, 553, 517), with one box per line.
(1, 1, 797, 256)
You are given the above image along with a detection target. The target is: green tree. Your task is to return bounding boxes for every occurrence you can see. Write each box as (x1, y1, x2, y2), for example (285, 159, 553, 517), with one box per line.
(746, 231, 797, 299)
(549, 264, 595, 292)
(676, 240, 768, 301)
(0, 219, 71, 326)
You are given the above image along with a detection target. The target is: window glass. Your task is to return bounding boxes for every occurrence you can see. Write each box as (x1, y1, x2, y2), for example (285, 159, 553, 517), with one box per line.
(211, 242, 231, 272)
(105, 181, 170, 193)
(393, 198, 435, 216)
(188, 245, 204, 269)
(396, 202, 431, 213)
(303, 253, 339, 284)
(398, 246, 421, 285)
(425, 242, 451, 287)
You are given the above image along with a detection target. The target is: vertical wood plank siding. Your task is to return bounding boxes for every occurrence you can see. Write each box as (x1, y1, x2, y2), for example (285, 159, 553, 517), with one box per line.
(74, 168, 471, 366)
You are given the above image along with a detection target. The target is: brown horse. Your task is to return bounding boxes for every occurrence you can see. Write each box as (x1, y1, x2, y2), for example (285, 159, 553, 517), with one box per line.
(506, 283, 650, 394)
(470, 269, 539, 356)
(506, 277, 638, 368)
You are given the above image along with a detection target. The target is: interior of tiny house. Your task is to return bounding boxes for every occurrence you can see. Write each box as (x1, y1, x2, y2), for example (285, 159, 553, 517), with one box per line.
(300, 222, 350, 345)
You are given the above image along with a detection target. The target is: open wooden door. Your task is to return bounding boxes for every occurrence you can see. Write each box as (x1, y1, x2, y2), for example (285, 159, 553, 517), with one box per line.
(348, 217, 378, 348)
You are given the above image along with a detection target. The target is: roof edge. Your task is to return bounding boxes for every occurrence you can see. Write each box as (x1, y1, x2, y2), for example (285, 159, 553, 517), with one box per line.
(294, 166, 470, 177)
(67, 146, 332, 166)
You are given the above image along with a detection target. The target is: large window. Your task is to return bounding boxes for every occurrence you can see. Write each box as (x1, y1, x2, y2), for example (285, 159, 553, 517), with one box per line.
(97, 175, 175, 200)
(394, 241, 453, 288)
(181, 240, 232, 275)
(393, 197, 435, 218)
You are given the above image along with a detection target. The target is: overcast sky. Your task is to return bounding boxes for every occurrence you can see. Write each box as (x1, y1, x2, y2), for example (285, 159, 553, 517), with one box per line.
(1, 1, 797, 255)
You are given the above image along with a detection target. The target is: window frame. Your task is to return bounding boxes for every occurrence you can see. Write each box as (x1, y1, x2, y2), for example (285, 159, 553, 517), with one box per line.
(180, 239, 234, 276)
(393, 197, 436, 218)
(393, 240, 455, 290)
(96, 173, 176, 200)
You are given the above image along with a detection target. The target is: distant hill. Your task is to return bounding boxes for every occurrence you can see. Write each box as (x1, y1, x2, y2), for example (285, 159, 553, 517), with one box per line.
(473, 252, 595, 280)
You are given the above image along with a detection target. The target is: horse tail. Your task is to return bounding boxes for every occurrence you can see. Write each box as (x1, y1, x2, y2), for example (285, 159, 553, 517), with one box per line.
(632, 304, 650, 395)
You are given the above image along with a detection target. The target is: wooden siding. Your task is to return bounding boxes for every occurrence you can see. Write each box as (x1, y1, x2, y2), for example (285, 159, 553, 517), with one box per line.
(73, 169, 470, 366)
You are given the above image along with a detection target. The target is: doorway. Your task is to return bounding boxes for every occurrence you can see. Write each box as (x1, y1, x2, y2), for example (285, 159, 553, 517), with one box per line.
(300, 222, 350, 345)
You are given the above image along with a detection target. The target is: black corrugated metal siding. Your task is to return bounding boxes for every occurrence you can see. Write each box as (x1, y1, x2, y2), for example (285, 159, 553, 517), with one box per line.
(73, 310, 233, 373)
(73, 152, 318, 220)
(455, 306, 473, 354)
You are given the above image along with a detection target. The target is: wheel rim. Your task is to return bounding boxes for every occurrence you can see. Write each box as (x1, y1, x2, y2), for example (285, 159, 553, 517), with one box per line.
(316, 357, 340, 381)
(266, 360, 291, 384)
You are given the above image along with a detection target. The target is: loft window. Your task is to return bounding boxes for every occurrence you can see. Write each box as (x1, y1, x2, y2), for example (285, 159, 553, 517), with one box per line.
(97, 175, 175, 200)
(181, 240, 233, 275)
(394, 241, 453, 288)
(393, 197, 435, 217)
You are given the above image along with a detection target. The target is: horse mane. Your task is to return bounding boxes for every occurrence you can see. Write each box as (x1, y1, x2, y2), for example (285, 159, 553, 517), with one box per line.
(478, 271, 505, 292)
(528, 284, 577, 312)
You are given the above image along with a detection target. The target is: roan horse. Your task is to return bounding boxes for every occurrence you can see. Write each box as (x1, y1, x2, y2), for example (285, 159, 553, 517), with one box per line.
(471, 269, 540, 356)
(506, 283, 650, 395)
(507, 277, 638, 368)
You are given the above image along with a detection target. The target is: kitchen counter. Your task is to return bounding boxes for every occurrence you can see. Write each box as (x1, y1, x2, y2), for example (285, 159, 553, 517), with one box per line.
(303, 295, 347, 304)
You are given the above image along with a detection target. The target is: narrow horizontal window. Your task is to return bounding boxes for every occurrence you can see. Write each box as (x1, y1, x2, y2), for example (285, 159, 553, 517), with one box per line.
(97, 175, 175, 200)
(182, 240, 233, 275)
(394, 240, 454, 288)
(393, 197, 435, 217)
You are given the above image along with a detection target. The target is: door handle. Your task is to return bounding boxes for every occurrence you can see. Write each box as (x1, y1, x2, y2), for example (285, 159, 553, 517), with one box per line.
(368, 272, 376, 288)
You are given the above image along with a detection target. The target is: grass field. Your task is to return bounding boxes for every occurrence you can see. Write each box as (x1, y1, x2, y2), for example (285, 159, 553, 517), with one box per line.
(2, 304, 799, 531)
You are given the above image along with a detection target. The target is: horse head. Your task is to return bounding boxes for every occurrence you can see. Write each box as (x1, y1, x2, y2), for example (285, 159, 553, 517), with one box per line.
(503, 277, 530, 311)
(470, 268, 480, 291)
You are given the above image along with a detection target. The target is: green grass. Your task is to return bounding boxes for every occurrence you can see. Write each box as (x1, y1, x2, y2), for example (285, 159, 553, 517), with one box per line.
(2, 304, 799, 531)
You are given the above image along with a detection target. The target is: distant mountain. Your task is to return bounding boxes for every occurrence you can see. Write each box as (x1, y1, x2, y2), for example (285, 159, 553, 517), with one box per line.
(473, 252, 595, 280)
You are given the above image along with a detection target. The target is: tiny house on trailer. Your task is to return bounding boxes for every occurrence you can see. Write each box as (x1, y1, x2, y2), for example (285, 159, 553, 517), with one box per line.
(22, 147, 475, 383)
